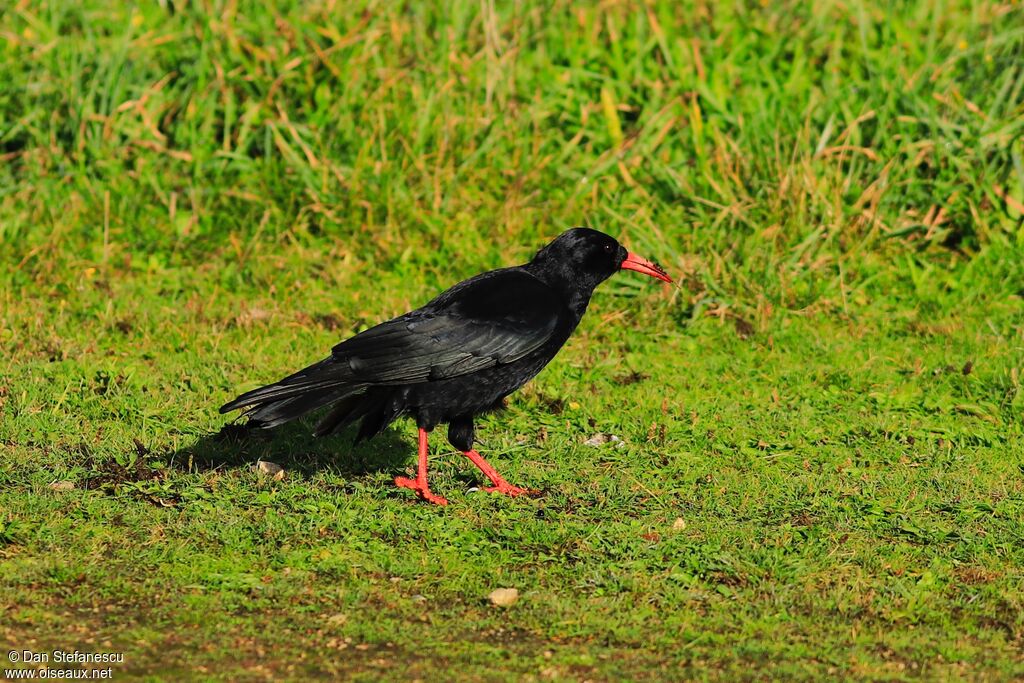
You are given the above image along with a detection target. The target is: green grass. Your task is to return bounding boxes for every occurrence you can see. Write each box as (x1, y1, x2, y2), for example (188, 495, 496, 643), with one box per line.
(2, 0, 1024, 679)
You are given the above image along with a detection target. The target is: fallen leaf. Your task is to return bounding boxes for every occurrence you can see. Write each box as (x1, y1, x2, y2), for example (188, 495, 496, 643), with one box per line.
(49, 481, 75, 491)
(733, 316, 755, 339)
(236, 306, 271, 328)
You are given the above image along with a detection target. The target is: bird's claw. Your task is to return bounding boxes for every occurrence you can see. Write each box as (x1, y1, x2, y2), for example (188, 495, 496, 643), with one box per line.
(394, 476, 448, 506)
(482, 484, 539, 497)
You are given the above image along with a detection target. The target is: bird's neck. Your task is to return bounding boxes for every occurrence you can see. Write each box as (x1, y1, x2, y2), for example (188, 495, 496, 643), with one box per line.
(524, 264, 596, 320)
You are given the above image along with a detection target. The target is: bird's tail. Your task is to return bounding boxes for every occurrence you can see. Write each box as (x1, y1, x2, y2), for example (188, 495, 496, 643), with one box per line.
(219, 357, 366, 429)
(311, 388, 402, 439)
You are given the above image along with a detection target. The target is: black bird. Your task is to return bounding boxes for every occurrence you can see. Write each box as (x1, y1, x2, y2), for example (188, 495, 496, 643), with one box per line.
(220, 228, 672, 505)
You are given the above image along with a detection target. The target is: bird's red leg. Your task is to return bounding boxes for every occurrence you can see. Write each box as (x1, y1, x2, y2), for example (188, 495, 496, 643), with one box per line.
(462, 450, 535, 497)
(395, 428, 448, 506)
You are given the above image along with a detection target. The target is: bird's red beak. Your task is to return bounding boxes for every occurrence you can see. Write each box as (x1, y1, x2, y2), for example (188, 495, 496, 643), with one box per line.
(621, 252, 672, 283)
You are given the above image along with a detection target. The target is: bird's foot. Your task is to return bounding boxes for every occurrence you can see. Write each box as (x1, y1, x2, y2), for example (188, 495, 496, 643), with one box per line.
(394, 476, 448, 506)
(482, 483, 539, 497)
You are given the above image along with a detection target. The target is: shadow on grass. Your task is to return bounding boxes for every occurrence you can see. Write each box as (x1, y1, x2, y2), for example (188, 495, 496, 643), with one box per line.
(165, 419, 413, 479)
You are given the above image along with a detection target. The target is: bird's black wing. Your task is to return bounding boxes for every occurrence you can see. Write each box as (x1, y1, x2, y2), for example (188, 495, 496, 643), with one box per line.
(333, 269, 564, 384)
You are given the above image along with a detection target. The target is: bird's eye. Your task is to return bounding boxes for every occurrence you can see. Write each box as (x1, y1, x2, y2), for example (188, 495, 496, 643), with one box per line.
(603, 244, 614, 253)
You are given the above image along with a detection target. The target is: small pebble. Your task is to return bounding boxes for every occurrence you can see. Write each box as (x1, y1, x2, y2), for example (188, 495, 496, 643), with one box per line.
(584, 434, 625, 448)
(256, 460, 285, 480)
(488, 587, 519, 607)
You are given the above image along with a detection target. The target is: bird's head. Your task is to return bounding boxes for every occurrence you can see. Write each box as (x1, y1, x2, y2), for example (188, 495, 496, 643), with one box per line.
(529, 228, 672, 295)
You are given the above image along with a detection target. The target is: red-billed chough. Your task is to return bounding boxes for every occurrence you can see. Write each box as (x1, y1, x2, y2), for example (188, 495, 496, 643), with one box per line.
(220, 228, 672, 505)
